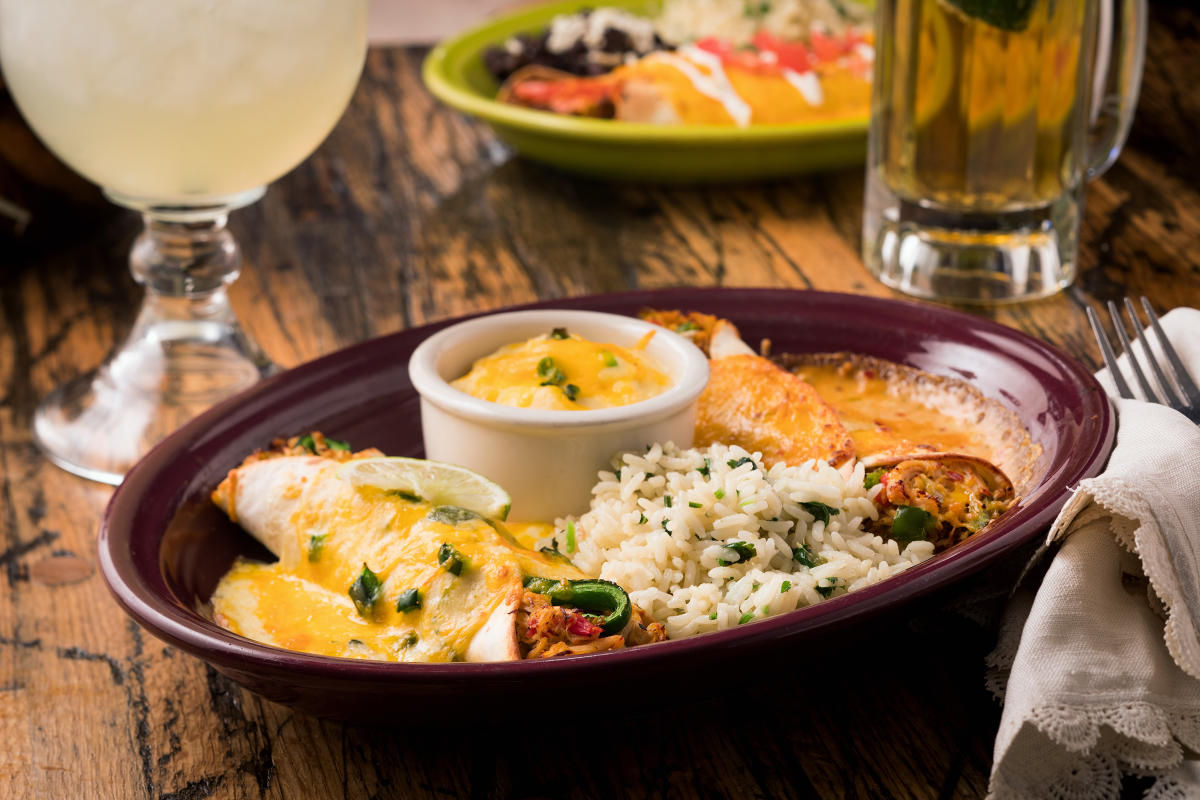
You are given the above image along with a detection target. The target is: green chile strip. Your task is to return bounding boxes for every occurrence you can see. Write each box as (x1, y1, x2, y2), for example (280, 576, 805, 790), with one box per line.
(891, 505, 936, 542)
(522, 576, 632, 635)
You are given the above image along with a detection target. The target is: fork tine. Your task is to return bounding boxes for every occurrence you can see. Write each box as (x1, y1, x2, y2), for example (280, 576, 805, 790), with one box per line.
(1109, 300, 1159, 401)
(1141, 297, 1200, 408)
(1087, 305, 1134, 400)
(1124, 297, 1180, 406)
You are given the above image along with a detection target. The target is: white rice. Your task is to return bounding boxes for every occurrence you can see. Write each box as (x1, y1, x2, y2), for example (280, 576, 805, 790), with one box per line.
(541, 442, 935, 640)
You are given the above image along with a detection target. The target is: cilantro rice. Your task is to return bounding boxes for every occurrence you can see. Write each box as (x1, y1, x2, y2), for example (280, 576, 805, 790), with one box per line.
(542, 442, 935, 640)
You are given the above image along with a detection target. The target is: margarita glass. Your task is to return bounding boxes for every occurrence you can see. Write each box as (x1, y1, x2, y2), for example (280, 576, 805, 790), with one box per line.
(0, 0, 368, 483)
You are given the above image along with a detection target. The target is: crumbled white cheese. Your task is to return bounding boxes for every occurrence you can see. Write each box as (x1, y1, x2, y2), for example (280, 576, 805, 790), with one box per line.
(546, 9, 659, 56)
(546, 12, 588, 53)
(584, 8, 659, 53)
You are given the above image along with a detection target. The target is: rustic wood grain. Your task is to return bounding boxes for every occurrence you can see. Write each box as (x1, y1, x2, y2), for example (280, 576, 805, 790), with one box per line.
(2, 4, 1199, 797)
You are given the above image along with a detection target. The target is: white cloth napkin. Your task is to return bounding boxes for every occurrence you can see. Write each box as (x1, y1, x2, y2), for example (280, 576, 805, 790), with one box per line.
(987, 307, 1200, 800)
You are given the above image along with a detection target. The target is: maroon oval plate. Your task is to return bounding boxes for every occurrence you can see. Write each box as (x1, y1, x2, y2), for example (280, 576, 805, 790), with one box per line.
(99, 288, 1113, 719)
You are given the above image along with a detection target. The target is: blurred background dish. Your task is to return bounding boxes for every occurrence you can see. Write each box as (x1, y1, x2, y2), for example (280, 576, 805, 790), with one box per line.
(423, 0, 873, 181)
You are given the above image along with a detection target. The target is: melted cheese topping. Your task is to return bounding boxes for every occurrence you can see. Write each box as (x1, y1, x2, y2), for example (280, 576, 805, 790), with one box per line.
(796, 364, 993, 459)
(451, 332, 670, 410)
(212, 486, 583, 662)
(627, 47, 870, 126)
(652, 47, 752, 126)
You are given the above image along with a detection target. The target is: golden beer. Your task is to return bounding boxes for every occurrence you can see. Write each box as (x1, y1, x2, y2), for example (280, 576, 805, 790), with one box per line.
(863, 0, 1144, 302)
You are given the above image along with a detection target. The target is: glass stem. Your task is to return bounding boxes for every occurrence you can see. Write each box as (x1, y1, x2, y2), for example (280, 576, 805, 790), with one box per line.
(32, 205, 276, 484)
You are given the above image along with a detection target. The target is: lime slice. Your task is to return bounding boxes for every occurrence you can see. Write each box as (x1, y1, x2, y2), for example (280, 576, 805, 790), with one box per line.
(336, 457, 512, 521)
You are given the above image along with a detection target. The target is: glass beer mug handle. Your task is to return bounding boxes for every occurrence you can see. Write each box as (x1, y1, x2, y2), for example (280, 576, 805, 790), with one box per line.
(1086, 0, 1148, 179)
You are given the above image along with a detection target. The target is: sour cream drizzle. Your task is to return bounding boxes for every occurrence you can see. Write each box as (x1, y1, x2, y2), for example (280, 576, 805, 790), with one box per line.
(649, 45, 833, 125)
(648, 46, 752, 127)
(782, 69, 824, 107)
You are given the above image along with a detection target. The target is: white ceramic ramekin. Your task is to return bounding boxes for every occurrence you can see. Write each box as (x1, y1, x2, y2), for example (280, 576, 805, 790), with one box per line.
(408, 309, 710, 522)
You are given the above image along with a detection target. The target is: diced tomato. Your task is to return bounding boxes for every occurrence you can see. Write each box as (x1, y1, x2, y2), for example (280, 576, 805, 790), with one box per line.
(694, 36, 733, 59)
(730, 49, 765, 73)
(566, 613, 603, 638)
(809, 30, 842, 63)
(752, 30, 810, 73)
(753, 30, 782, 52)
(773, 42, 812, 73)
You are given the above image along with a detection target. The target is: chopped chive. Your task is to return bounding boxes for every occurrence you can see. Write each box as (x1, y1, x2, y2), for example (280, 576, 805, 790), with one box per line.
(539, 545, 573, 564)
(752, 582, 760, 592)
(550, 327, 569, 340)
(563, 383, 580, 402)
(661, 520, 671, 532)
(638, 512, 648, 524)
(714, 488, 726, 500)
(792, 544, 825, 569)
(709, 612, 718, 620)
(697, 457, 711, 478)
(388, 489, 422, 503)
(689, 501, 703, 508)
(738, 612, 754, 625)
(664, 495, 673, 507)
(348, 564, 383, 617)
(800, 501, 840, 525)
(726, 457, 757, 471)
(739, 499, 755, 508)
(815, 577, 840, 598)
(296, 433, 316, 453)
(325, 437, 350, 452)
(394, 588, 421, 613)
(307, 533, 328, 562)
(676, 321, 700, 332)
(400, 632, 419, 648)
(718, 559, 731, 567)
(781, 580, 792, 593)
(537, 357, 566, 386)
(600, 350, 618, 368)
(720, 541, 756, 563)
(565, 521, 577, 553)
(539, 370, 566, 387)
(437, 543, 466, 576)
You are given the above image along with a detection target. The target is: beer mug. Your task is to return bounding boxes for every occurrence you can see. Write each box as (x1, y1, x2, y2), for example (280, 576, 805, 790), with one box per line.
(863, 0, 1146, 302)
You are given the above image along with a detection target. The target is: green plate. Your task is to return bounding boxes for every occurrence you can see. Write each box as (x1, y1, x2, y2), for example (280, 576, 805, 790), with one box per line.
(422, 0, 870, 183)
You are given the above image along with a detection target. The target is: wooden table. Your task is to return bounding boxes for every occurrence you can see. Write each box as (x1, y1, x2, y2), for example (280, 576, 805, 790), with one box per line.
(3, 5, 1198, 797)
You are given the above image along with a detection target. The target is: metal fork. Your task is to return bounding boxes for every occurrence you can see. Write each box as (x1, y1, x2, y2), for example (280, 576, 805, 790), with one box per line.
(1086, 297, 1200, 423)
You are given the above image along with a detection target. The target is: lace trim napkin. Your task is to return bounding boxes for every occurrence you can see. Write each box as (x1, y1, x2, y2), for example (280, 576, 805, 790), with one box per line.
(987, 307, 1200, 800)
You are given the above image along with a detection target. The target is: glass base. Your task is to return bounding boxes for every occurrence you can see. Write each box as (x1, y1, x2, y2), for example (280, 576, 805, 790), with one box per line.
(33, 295, 274, 485)
(864, 176, 1081, 304)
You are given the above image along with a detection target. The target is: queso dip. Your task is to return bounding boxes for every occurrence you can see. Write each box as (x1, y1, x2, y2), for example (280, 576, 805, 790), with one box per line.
(451, 327, 670, 410)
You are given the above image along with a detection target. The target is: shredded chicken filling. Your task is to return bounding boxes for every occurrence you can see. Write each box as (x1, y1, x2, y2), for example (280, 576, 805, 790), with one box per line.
(873, 459, 1012, 550)
(516, 590, 667, 659)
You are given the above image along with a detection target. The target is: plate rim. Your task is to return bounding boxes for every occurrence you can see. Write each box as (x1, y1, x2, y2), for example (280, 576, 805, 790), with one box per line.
(99, 287, 1115, 682)
(420, 0, 871, 146)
